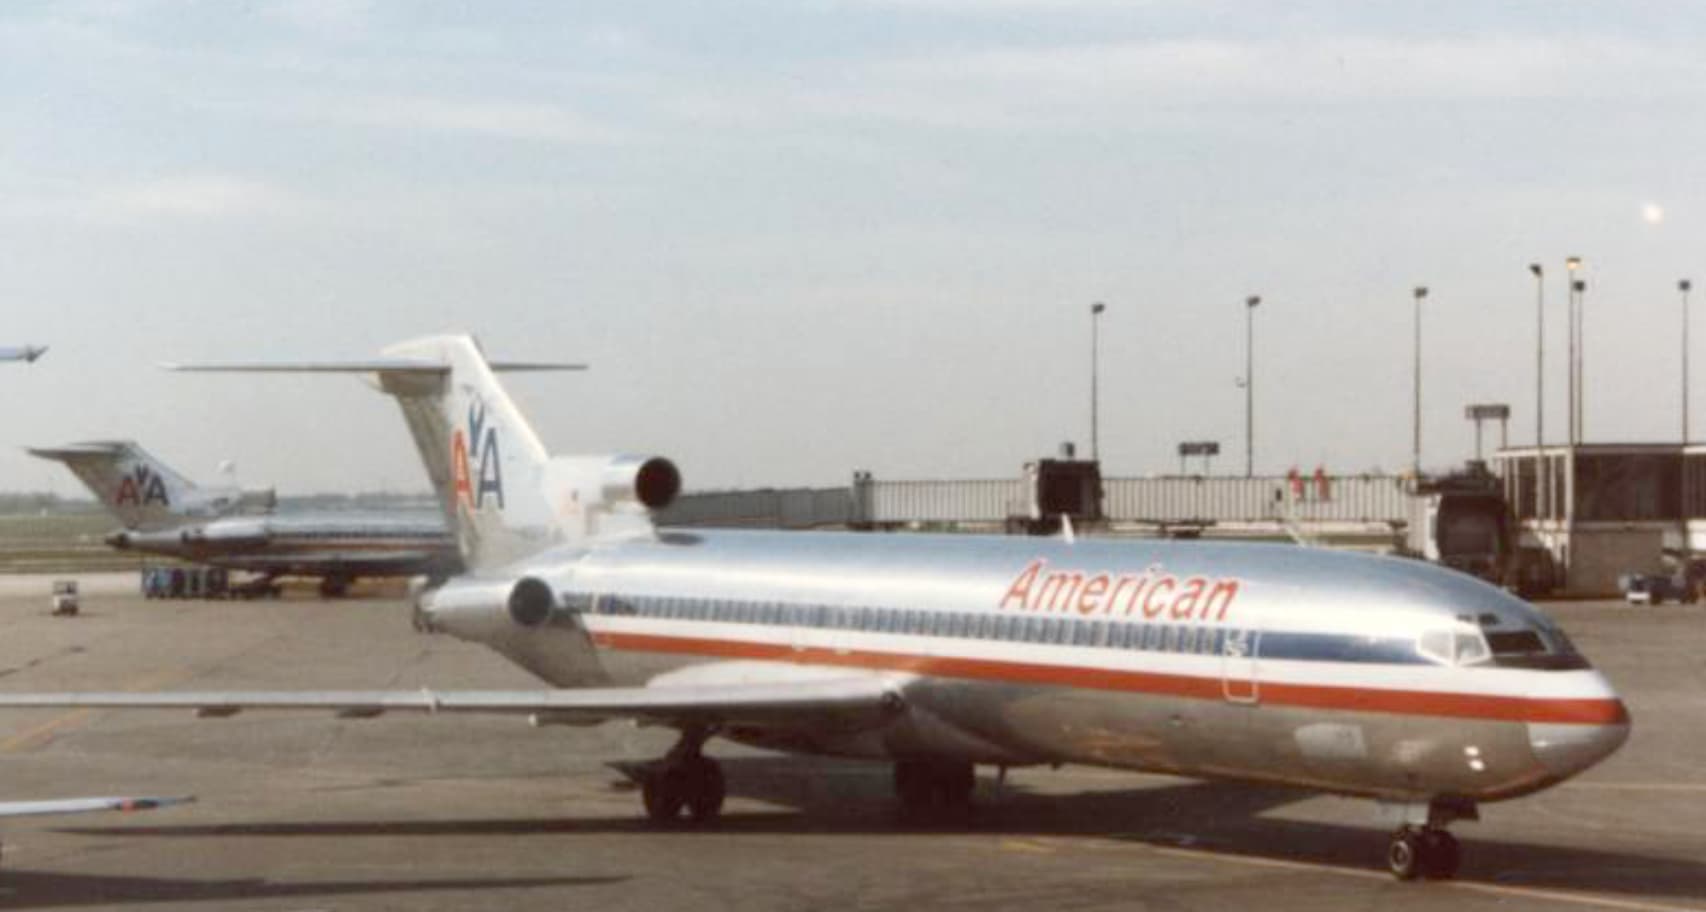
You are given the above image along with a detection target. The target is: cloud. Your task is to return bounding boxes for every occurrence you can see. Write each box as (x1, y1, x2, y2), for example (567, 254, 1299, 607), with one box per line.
(311, 94, 628, 145)
(876, 35, 1699, 105)
(86, 175, 308, 222)
(662, 34, 1704, 135)
(262, 0, 375, 39)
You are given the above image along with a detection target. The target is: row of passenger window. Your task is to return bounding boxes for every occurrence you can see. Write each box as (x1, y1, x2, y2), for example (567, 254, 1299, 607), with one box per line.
(585, 592, 1243, 658)
(582, 593, 1459, 666)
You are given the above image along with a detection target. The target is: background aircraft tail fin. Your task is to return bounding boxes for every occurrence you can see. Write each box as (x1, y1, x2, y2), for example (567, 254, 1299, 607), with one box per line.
(28, 441, 207, 530)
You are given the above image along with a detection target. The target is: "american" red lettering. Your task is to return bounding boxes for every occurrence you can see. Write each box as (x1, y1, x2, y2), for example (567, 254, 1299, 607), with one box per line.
(998, 559, 1240, 622)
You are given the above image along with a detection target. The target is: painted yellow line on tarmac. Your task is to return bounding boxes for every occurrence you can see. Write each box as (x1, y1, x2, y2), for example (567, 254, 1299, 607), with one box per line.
(1566, 782, 1706, 793)
(1450, 880, 1706, 912)
(0, 708, 96, 753)
(1000, 838, 1057, 855)
(0, 668, 195, 754)
(1143, 842, 1704, 912)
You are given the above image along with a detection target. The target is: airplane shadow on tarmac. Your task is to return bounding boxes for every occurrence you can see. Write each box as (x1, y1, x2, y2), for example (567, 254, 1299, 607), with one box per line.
(60, 755, 1706, 904)
(0, 872, 627, 909)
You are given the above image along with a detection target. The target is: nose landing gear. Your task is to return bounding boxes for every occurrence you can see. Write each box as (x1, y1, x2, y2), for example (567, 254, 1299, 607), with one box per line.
(1387, 826, 1461, 880)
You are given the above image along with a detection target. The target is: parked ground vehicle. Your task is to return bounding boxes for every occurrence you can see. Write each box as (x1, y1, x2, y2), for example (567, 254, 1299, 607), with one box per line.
(50, 580, 78, 616)
(1619, 571, 1696, 605)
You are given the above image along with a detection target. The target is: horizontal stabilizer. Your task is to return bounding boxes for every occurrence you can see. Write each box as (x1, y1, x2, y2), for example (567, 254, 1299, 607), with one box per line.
(162, 359, 586, 374)
(26, 442, 128, 459)
(0, 678, 905, 730)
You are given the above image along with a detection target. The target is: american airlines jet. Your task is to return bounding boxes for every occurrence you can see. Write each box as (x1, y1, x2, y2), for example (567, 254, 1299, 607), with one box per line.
(0, 335, 1628, 881)
(30, 440, 459, 596)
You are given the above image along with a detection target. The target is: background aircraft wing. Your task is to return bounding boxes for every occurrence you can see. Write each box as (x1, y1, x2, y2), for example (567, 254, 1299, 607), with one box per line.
(0, 345, 47, 363)
(0, 795, 193, 819)
(0, 678, 904, 729)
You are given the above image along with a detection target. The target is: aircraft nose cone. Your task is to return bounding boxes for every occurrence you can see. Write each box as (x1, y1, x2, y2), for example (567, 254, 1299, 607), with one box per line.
(1529, 719, 1629, 778)
(1527, 674, 1631, 780)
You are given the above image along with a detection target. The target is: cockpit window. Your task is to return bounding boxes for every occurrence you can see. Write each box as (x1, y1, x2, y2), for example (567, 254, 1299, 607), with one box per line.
(1418, 630, 1454, 664)
(1415, 627, 1492, 665)
(1454, 630, 1491, 666)
(1486, 630, 1546, 655)
(1433, 611, 1591, 670)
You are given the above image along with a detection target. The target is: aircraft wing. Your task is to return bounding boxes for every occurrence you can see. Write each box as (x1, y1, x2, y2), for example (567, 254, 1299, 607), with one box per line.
(0, 678, 905, 729)
(161, 359, 584, 374)
(0, 795, 193, 819)
(0, 346, 46, 364)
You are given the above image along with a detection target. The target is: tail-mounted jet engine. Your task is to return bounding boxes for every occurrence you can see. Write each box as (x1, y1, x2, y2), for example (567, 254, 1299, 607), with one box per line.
(418, 575, 562, 639)
(540, 454, 681, 540)
(600, 455, 681, 510)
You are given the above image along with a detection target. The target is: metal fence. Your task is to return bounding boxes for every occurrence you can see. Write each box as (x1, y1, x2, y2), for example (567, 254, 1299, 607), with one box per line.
(661, 473, 1413, 529)
(661, 487, 854, 529)
(856, 478, 1027, 524)
(1104, 475, 1411, 524)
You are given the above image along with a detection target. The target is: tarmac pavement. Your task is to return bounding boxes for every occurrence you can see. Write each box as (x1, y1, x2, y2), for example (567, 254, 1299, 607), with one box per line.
(0, 575, 1701, 911)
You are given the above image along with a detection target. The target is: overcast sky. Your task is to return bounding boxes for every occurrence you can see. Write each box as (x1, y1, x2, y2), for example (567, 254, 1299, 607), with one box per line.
(4, 1, 1705, 497)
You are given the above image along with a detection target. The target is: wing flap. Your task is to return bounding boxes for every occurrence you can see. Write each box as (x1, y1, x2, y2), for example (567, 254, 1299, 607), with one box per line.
(0, 678, 905, 730)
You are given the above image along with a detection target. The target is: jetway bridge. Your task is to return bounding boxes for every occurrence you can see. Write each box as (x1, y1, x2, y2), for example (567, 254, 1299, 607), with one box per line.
(660, 472, 1414, 551)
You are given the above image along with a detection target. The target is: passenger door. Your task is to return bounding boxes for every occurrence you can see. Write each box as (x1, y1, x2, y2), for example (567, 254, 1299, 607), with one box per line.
(1221, 622, 1261, 704)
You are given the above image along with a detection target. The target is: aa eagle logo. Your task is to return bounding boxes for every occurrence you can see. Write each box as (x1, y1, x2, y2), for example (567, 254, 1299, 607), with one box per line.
(114, 465, 169, 507)
(451, 395, 504, 510)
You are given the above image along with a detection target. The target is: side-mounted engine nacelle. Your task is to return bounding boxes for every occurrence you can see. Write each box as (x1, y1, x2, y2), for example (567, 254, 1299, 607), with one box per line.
(416, 574, 562, 641)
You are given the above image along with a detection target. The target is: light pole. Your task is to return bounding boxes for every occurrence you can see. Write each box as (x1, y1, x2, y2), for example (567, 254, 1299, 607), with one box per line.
(1090, 301, 1105, 462)
(1574, 276, 1587, 442)
(1566, 256, 1582, 445)
(1683, 280, 1693, 447)
(1530, 264, 1544, 451)
(1412, 286, 1428, 476)
(1244, 295, 1260, 477)
(1684, 279, 1693, 539)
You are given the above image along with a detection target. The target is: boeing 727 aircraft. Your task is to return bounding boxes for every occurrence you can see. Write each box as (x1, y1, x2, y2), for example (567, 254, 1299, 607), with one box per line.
(30, 440, 460, 596)
(0, 335, 1628, 880)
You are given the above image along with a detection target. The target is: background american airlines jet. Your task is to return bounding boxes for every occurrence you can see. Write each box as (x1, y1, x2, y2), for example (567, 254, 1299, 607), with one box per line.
(29, 440, 460, 596)
(0, 335, 1628, 881)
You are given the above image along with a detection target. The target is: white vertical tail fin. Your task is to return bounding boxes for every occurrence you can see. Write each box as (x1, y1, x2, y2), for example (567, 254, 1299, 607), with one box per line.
(166, 334, 596, 571)
(377, 336, 568, 568)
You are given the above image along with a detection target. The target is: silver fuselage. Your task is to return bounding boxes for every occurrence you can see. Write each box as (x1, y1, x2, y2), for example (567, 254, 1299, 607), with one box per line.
(109, 512, 461, 580)
(427, 529, 1628, 805)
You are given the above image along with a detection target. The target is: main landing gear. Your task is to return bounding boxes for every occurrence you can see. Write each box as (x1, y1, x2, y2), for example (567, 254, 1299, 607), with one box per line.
(1387, 826, 1461, 880)
(893, 759, 975, 815)
(639, 728, 725, 825)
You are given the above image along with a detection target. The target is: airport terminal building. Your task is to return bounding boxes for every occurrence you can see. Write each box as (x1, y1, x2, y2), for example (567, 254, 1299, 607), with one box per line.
(1494, 443, 1700, 597)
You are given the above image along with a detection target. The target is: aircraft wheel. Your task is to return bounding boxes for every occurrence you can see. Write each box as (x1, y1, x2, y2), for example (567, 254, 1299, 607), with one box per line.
(933, 762, 975, 807)
(643, 758, 724, 825)
(1419, 829, 1460, 879)
(1387, 828, 1422, 881)
(684, 758, 726, 823)
(893, 760, 937, 810)
(642, 769, 686, 823)
(319, 578, 350, 598)
(894, 760, 975, 812)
